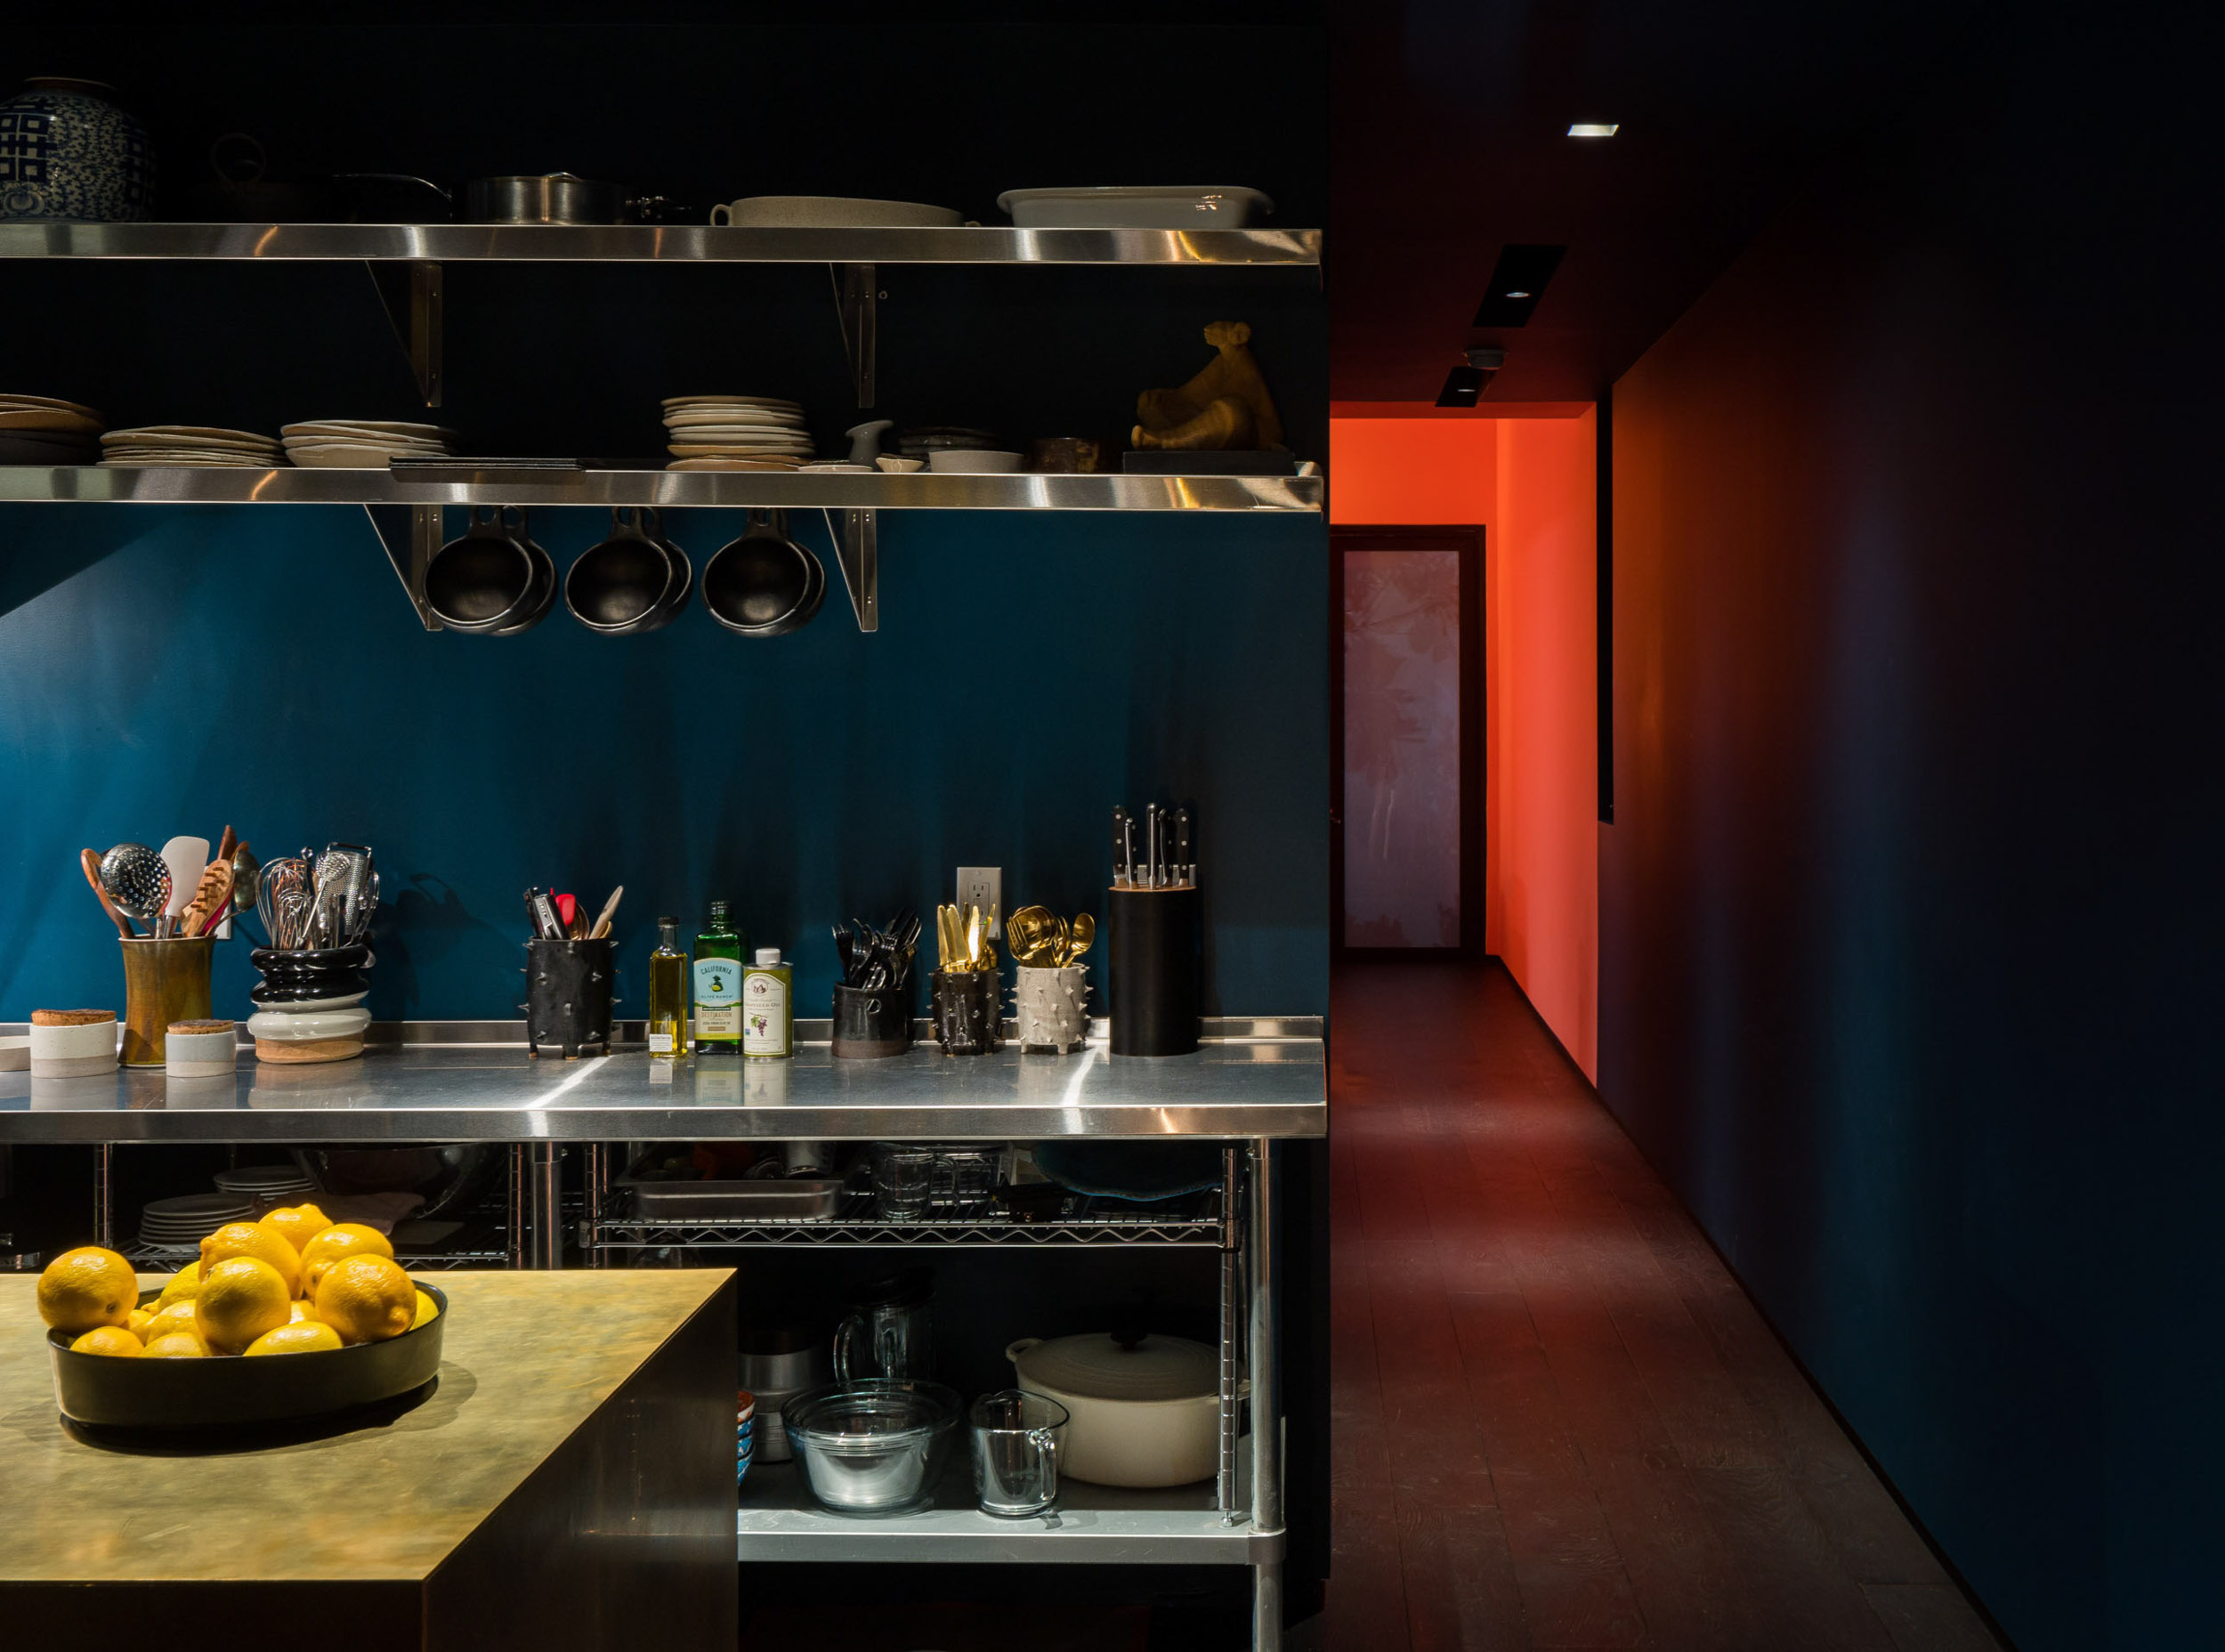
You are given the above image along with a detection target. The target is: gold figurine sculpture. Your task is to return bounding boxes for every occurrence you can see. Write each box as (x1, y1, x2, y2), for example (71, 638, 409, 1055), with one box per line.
(1131, 320, 1284, 451)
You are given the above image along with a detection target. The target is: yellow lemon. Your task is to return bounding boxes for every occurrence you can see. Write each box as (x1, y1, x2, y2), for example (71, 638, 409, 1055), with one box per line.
(155, 1261, 202, 1305)
(297, 1224, 393, 1297)
(259, 1203, 333, 1259)
(69, 1325, 143, 1357)
(198, 1222, 302, 1297)
(194, 1256, 292, 1353)
(126, 1307, 155, 1340)
(410, 1290, 440, 1330)
(143, 1332, 210, 1358)
(244, 1321, 343, 1356)
(36, 1247, 138, 1334)
(314, 1254, 416, 1345)
(142, 1300, 201, 1346)
(288, 1300, 320, 1324)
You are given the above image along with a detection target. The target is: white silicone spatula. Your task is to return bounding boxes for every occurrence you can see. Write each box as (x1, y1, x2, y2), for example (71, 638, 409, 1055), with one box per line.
(158, 835, 208, 938)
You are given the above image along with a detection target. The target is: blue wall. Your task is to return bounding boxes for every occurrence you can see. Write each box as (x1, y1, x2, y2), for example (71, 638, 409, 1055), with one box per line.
(0, 504, 1328, 1023)
(1600, 3, 2220, 1646)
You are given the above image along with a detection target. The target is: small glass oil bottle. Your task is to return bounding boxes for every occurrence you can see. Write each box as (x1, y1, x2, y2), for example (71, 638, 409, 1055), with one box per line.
(647, 917, 688, 1058)
(692, 901, 745, 1056)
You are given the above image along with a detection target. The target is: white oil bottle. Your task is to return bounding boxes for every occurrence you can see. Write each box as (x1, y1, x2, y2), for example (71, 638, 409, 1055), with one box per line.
(742, 947, 792, 1059)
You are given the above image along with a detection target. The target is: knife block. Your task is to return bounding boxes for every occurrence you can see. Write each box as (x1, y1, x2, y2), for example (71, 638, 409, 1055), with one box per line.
(1107, 886, 1201, 1057)
(524, 938, 615, 1058)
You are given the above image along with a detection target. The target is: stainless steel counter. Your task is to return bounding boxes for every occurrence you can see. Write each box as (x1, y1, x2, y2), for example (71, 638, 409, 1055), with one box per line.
(0, 1022, 1324, 1143)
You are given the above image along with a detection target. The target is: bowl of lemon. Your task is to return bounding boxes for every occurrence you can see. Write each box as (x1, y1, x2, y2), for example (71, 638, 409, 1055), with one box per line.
(37, 1203, 446, 1429)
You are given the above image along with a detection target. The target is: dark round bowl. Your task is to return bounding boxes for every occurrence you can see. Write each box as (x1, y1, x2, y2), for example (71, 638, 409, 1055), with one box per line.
(703, 530, 824, 635)
(48, 1284, 447, 1429)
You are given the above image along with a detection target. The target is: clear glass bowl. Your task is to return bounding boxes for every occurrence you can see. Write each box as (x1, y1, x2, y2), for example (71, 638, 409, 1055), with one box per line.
(781, 1380, 960, 1516)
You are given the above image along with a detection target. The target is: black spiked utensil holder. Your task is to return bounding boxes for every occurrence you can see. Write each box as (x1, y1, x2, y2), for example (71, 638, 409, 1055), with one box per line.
(931, 969, 1002, 1055)
(524, 937, 615, 1057)
(1108, 886, 1201, 1057)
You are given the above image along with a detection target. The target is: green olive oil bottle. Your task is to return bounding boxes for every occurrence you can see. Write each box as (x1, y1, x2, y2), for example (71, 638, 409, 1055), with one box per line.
(692, 901, 745, 1055)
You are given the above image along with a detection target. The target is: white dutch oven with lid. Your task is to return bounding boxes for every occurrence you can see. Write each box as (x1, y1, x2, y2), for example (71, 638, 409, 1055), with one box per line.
(1004, 1331, 1247, 1487)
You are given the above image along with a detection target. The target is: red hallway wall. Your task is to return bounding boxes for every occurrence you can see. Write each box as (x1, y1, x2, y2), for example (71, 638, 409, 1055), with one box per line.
(1491, 412, 1598, 1076)
(1330, 414, 1598, 1075)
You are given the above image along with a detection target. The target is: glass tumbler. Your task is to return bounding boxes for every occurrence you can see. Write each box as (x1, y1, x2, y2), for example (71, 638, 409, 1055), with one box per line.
(873, 1149, 936, 1220)
(969, 1388, 1069, 1517)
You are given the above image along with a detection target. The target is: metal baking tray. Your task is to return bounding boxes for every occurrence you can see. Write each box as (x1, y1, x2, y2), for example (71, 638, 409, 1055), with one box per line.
(620, 1177, 849, 1221)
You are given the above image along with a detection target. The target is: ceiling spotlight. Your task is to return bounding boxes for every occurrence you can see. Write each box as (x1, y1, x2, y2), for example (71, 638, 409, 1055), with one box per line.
(1471, 245, 1565, 327)
(1436, 348, 1504, 407)
(1567, 122, 1619, 138)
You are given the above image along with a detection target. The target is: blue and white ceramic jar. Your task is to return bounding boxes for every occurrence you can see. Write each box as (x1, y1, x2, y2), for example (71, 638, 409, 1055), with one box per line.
(0, 78, 155, 223)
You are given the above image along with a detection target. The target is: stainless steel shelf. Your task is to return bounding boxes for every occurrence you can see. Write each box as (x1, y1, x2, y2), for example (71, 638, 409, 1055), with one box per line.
(590, 1205, 1222, 1251)
(0, 465, 1321, 513)
(0, 221, 1320, 267)
(736, 1458, 1259, 1566)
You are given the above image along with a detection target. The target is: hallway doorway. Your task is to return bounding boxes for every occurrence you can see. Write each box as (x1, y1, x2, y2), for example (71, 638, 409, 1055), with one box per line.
(1331, 527, 1485, 956)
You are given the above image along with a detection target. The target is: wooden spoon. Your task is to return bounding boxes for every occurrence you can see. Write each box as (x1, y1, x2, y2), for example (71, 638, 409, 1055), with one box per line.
(80, 847, 134, 937)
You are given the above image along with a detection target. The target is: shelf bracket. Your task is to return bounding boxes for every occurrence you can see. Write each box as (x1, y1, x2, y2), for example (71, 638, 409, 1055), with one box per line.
(365, 259, 443, 407)
(822, 506, 878, 633)
(830, 262, 877, 408)
(362, 503, 442, 631)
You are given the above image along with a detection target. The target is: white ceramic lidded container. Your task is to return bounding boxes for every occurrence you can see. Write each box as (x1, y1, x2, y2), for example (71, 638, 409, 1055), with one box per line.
(28, 1011, 117, 1077)
(163, 1018, 239, 1078)
(1003, 1331, 1246, 1487)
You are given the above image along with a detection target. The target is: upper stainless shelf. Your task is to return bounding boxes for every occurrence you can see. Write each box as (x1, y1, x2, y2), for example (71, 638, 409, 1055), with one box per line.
(0, 221, 1321, 267)
(0, 466, 1322, 513)
(0, 1027, 1326, 1143)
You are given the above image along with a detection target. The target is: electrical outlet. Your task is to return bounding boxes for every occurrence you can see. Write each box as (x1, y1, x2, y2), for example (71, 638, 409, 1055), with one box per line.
(957, 866, 1002, 934)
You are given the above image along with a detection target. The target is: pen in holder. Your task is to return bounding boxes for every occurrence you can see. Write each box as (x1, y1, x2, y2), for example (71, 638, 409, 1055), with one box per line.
(1107, 885, 1201, 1057)
(525, 937, 615, 1058)
(119, 935, 214, 1067)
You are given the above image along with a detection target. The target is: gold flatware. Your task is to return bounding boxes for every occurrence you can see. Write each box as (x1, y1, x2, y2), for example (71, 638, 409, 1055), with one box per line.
(1064, 911, 1096, 967)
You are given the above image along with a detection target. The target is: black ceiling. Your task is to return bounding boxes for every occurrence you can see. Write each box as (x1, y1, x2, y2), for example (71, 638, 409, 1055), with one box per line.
(1331, 0, 1994, 404)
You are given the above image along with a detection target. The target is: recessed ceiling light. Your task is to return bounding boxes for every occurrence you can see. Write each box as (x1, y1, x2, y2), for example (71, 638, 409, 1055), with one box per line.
(1471, 245, 1565, 328)
(1567, 122, 1619, 138)
(1436, 363, 1487, 407)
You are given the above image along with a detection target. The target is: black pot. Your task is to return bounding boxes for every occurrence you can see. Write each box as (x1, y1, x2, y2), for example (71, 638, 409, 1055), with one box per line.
(702, 513, 825, 636)
(250, 943, 372, 1007)
(566, 507, 686, 634)
(425, 506, 538, 632)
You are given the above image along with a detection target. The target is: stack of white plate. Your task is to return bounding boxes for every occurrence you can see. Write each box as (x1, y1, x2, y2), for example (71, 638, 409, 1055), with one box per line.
(662, 396, 813, 471)
(100, 426, 285, 467)
(214, 1162, 319, 1205)
(0, 393, 102, 465)
(281, 419, 457, 469)
(138, 1193, 256, 1250)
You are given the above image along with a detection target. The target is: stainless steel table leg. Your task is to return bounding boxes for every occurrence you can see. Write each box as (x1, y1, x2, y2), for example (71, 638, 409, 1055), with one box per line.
(527, 1143, 563, 1268)
(1218, 1144, 1244, 1519)
(95, 1144, 115, 1250)
(506, 1144, 528, 1268)
(1250, 1137, 1283, 1651)
(583, 1142, 607, 1268)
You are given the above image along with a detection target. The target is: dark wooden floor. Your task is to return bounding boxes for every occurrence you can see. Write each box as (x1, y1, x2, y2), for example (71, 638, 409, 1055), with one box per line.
(1315, 960, 2002, 1652)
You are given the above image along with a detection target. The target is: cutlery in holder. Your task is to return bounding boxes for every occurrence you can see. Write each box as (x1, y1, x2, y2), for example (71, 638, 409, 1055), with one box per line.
(525, 937, 615, 1058)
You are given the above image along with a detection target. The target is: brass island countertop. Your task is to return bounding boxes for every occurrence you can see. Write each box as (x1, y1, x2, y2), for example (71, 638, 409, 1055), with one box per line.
(0, 1269, 738, 1650)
